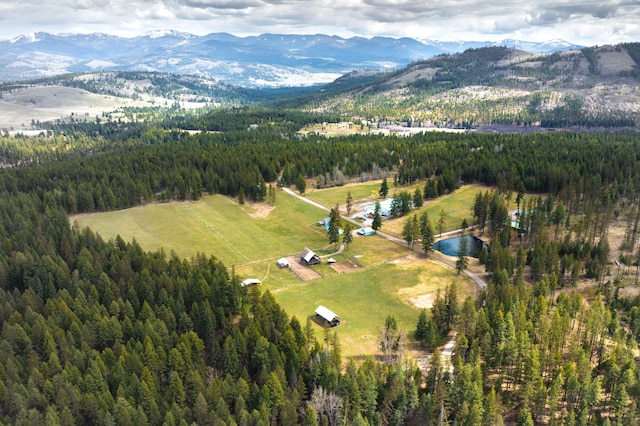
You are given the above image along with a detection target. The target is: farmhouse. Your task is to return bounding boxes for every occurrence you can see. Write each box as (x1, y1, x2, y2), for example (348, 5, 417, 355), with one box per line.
(315, 305, 341, 327)
(300, 247, 321, 266)
(362, 199, 393, 218)
(241, 278, 262, 287)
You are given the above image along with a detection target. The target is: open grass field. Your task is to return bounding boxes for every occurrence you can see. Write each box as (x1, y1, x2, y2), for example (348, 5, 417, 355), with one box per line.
(72, 191, 330, 267)
(234, 235, 407, 289)
(0, 85, 153, 130)
(72, 183, 481, 360)
(273, 254, 477, 358)
(306, 180, 383, 208)
(383, 184, 487, 236)
(306, 181, 485, 236)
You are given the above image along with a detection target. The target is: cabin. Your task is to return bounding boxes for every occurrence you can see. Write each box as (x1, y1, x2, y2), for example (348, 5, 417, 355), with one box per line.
(315, 305, 341, 327)
(241, 278, 262, 287)
(276, 257, 290, 268)
(300, 247, 321, 266)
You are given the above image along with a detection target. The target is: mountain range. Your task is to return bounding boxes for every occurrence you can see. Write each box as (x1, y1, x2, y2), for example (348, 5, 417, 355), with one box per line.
(0, 31, 583, 87)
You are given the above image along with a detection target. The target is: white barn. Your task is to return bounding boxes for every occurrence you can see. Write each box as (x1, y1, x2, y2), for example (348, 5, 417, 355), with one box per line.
(315, 305, 341, 327)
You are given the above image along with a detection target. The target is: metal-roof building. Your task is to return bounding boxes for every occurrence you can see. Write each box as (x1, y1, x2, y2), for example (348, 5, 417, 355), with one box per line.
(315, 305, 341, 327)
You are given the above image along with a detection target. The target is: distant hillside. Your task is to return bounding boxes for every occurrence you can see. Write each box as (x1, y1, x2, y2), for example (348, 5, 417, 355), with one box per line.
(292, 44, 640, 129)
(0, 71, 309, 130)
(0, 31, 582, 87)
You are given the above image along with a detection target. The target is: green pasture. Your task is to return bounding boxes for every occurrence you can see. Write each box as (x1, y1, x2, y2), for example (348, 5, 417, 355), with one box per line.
(383, 184, 484, 236)
(306, 180, 383, 208)
(235, 235, 409, 289)
(72, 183, 483, 360)
(273, 257, 477, 358)
(72, 191, 330, 267)
(306, 181, 484, 237)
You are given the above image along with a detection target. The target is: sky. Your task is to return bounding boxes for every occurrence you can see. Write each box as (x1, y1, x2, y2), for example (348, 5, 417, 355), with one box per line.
(0, 0, 638, 46)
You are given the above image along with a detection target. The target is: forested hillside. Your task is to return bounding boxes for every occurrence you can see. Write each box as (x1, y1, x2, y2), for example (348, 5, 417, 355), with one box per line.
(290, 44, 640, 129)
(1, 109, 640, 424)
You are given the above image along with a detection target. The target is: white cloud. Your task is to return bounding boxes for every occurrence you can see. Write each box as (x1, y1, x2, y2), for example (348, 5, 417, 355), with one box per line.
(0, 0, 638, 45)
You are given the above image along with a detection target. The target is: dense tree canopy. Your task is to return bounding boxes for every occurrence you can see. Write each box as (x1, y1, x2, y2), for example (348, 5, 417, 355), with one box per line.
(1, 108, 640, 424)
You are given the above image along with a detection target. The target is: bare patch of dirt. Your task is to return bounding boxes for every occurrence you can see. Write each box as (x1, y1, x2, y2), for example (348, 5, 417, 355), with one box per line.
(246, 202, 275, 219)
(330, 259, 362, 274)
(390, 252, 421, 265)
(286, 256, 322, 281)
(409, 293, 436, 309)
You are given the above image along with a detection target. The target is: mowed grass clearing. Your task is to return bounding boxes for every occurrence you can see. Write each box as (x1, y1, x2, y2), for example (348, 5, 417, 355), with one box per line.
(72, 184, 482, 359)
(306, 180, 383, 208)
(72, 191, 330, 267)
(235, 234, 407, 289)
(306, 181, 486, 236)
(383, 184, 487, 236)
(274, 254, 477, 358)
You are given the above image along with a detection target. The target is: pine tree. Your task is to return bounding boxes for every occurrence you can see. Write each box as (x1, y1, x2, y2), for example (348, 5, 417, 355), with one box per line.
(346, 191, 353, 216)
(238, 186, 245, 204)
(328, 205, 342, 248)
(403, 216, 416, 250)
(372, 201, 383, 233)
(296, 174, 306, 194)
(415, 309, 428, 341)
(379, 177, 389, 198)
(438, 208, 446, 236)
(343, 222, 354, 251)
(456, 236, 469, 275)
(420, 212, 435, 255)
(413, 187, 424, 208)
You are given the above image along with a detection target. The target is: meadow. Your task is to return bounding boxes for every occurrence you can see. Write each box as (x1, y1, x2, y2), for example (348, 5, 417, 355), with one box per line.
(307, 181, 485, 235)
(306, 180, 383, 207)
(72, 183, 479, 358)
(382, 183, 486, 236)
(274, 255, 477, 357)
(72, 192, 330, 266)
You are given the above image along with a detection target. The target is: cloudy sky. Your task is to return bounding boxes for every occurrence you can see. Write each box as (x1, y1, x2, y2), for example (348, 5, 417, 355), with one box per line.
(0, 0, 638, 45)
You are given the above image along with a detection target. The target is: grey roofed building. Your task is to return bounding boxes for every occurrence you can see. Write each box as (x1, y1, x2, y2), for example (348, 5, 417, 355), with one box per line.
(300, 247, 321, 266)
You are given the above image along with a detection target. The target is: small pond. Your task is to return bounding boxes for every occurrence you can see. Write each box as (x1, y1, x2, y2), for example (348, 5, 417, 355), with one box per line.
(433, 235, 487, 258)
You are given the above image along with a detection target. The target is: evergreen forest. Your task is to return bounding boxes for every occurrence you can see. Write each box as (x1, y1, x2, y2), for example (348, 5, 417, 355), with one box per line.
(1, 107, 640, 425)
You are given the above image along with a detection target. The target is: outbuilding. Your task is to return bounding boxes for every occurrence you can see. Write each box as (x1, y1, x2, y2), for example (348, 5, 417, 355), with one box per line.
(241, 278, 262, 287)
(276, 257, 290, 268)
(300, 247, 321, 266)
(357, 227, 375, 236)
(315, 305, 341, 327)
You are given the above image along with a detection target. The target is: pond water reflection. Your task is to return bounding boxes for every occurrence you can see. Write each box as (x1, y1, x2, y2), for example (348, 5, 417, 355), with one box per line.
(433, 235, 487, 258)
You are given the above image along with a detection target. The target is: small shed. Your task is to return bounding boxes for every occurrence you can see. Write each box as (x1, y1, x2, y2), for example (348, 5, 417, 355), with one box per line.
(276, 258, 290, 268)
(300, 247, 321, 266)
(241, 278, 262, 287)
(315, 305, 341, 327)
(357, 227, 375, 236)
(319, 217, 331, 230)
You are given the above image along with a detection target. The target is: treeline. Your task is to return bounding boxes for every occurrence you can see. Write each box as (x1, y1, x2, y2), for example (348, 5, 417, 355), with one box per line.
(408, 185, 640, 424)
(168, 107, 344, 133)
(3, 120, 640, 217)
